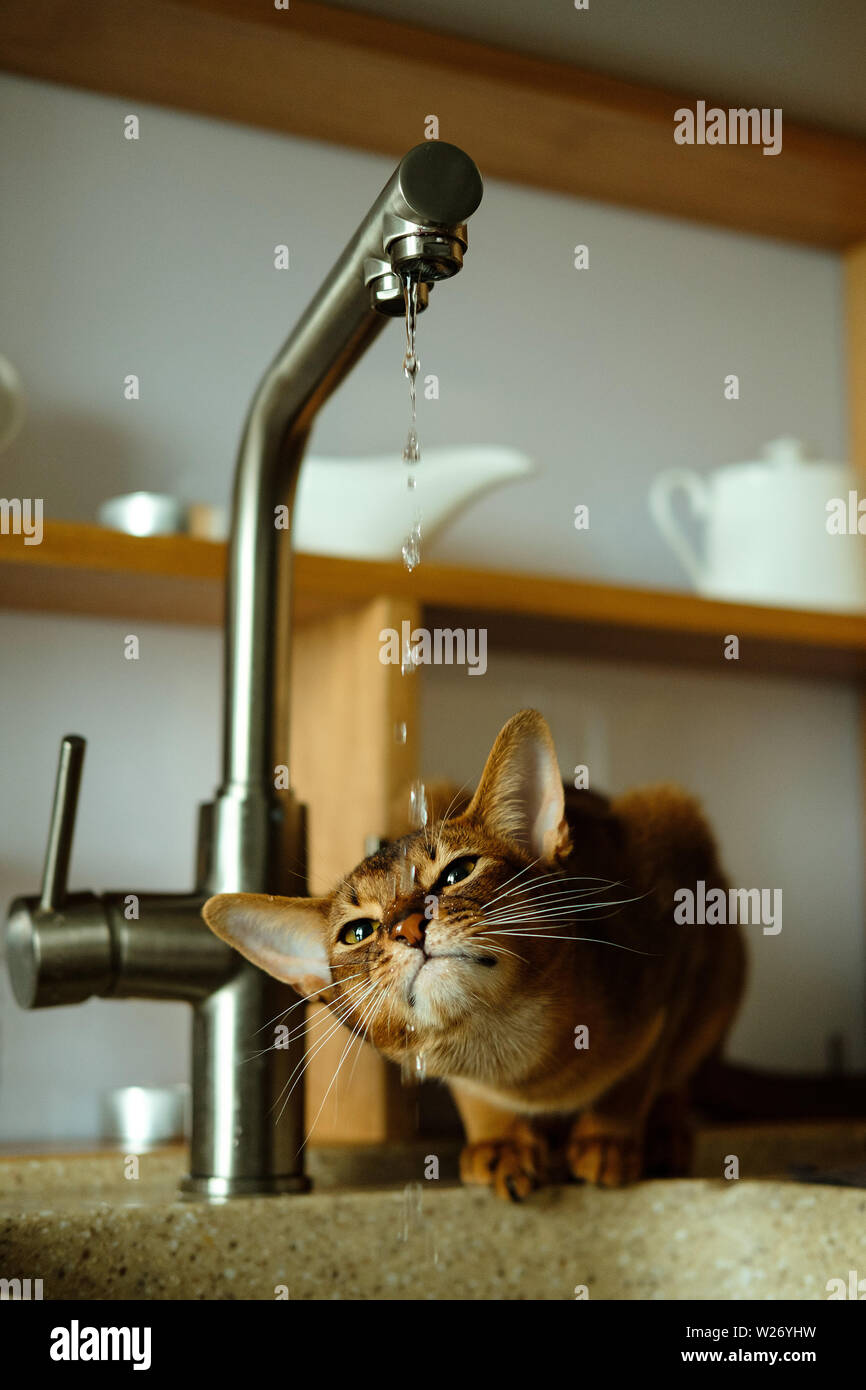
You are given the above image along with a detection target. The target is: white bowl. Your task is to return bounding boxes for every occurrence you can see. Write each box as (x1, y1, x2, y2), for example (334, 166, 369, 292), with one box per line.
(295, 445, 534, 559)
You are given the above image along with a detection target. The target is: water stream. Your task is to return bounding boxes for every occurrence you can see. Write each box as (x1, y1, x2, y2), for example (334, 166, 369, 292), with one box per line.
(396, 268, 428, 1096)
(400, 270, 423, 572)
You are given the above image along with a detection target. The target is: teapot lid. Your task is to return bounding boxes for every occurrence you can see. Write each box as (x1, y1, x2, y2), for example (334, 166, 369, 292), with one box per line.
(761, 437, 810, 467)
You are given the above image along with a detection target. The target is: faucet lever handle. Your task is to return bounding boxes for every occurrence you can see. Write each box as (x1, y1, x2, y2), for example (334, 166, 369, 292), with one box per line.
(39, 734, 86, 913)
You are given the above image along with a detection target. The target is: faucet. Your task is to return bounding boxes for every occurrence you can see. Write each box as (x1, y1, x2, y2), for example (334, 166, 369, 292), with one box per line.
(4, 144, 483, 1197)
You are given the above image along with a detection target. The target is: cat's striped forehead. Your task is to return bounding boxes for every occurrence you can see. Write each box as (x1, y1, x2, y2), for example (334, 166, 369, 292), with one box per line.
(334, 818, 494, 908)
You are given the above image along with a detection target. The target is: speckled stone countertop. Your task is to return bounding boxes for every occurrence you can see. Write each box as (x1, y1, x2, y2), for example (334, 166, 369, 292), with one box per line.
(1, 1131, 864, 1300)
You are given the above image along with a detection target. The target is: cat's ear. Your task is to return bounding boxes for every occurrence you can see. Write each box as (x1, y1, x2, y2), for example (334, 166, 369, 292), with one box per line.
(466, 709, 571, 864)
(202, 894, 332, 998)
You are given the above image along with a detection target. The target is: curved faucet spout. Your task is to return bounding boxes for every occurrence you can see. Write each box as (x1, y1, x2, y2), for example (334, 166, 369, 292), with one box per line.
(204, 143, 483, 899)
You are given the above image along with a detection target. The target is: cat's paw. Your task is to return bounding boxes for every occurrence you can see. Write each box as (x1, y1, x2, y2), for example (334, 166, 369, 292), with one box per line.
(460, 1123, 547, 1202)
(567, 1120, 643, 1187)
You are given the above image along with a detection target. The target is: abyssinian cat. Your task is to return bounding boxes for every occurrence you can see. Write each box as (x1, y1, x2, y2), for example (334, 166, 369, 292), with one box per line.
(202, 709, 745, 1200)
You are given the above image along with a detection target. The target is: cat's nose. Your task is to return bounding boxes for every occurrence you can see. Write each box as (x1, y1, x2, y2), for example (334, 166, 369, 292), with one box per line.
(393, 912, 426, 947)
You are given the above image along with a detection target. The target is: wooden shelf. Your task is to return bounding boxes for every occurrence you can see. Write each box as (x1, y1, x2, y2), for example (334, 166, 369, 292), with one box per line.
(3, 521, 866, 680)
(2, 0, 866, 248)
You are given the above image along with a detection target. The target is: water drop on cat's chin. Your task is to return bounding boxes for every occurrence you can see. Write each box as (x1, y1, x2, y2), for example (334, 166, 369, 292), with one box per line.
(415, 1052, 427, 1082)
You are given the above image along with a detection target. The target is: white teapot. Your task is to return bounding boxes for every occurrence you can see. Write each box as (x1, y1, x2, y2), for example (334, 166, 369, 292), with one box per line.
(648, 438, 866, 612)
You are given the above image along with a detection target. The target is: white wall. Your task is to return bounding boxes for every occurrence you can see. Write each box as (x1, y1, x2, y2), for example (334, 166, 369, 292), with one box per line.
(0, 611, 220, 1142)
(0, 76, 845, 586)
(0, 76, 860, 1142)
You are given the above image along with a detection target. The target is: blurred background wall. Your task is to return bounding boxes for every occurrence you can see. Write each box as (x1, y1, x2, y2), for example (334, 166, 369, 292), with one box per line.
(0, 74, 860, 1142)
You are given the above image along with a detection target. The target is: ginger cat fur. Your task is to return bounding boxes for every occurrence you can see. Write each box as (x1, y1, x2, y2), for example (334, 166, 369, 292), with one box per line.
(202, 710, 745, 1200)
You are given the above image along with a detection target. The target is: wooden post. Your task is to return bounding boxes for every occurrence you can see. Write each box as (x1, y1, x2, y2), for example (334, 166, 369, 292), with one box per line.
(290, 595, 422, 1142)
(846, 242, 866, 473)
(845, 242, 866, 1008)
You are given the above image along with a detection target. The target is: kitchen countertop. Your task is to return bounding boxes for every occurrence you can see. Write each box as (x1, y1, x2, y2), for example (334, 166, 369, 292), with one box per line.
(1, 1129, 864, 1300)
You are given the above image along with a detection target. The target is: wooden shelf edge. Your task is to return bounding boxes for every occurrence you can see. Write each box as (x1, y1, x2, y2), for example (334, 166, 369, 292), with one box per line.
(2, 0, 866, 248)
(2, 522, 866, 679)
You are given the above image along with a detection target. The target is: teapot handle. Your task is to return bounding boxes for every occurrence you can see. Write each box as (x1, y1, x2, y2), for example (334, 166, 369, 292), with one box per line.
(648, 469, 710, 589)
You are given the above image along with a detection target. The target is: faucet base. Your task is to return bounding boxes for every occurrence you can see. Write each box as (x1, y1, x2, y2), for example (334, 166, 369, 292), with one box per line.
(180, 1173, 312, 1199)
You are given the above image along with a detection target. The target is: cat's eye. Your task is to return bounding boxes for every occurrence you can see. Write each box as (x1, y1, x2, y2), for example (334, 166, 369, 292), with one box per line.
(434, 856, 478, 891)
(339, 919, 376, 945)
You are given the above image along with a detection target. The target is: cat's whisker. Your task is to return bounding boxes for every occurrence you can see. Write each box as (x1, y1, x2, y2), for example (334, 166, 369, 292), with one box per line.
(482, 869, 582, 902)
(245, 975, 375, 1066)
(480, 889, 629, 917)
(271, 979, 384, 1125)
(305, 976, 394, 1143)
(267, 977, 380, 1110)
(474, 855, 545, 912)
(479, 872, 617, 917)
(481, 908, 623, 926)
(346, 981, 392, 1089)
(250, 965, 370, 1041)
(481, 872, 621, 913)
(468, 939, 529, 965)
(480, 928, 657, 956)
(491, 870, 619, 893)
(481, 891, 648, 924)
(300, 1031, 366, 1148)
(302, 982, 390, 1146)
(384, 964, 410, 1034)
(432, 779, 475, 859)
(481, 909, 620, 928)
(439, 779, 474, 827)
(264, 993, 376, 1109)
(505, 879, 627, 902)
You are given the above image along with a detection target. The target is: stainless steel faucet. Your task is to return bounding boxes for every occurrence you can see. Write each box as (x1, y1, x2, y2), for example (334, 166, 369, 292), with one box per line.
(4, 144, 483, 1197)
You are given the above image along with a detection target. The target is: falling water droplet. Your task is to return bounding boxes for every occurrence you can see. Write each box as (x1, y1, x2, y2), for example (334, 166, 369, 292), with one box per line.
(401, 272, 421, 466)
(400, 1181, 424, 1243)
(402, 427, 421, 464)
(415, 1052, 427, 1082)
(400, 627, 421, 672)
(409, 779, 428, 829)
(402, 519, 422, 573)
(394, 721, 407, 745)
(399, 271, 423, 569)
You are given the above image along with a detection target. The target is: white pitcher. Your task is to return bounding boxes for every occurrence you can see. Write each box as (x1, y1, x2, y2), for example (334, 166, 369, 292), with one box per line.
(648, 438, 866, 612)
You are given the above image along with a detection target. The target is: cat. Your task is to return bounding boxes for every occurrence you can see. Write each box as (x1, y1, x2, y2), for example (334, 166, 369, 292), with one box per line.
(202, 709, 745, 1200)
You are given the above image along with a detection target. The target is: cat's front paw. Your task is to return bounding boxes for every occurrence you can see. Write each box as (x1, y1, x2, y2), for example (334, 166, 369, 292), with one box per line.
(460, 1121, 547, 1202)
(567, 1118, 643, 1188)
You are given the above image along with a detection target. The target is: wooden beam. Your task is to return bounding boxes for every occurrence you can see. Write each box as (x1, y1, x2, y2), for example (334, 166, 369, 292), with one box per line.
(2, 0, 866, 247)
(843, 240, 866, 1064)
(846, 242, 866, 472)
(291, 596, 421, 1143)
(4, 522, 866, 679)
